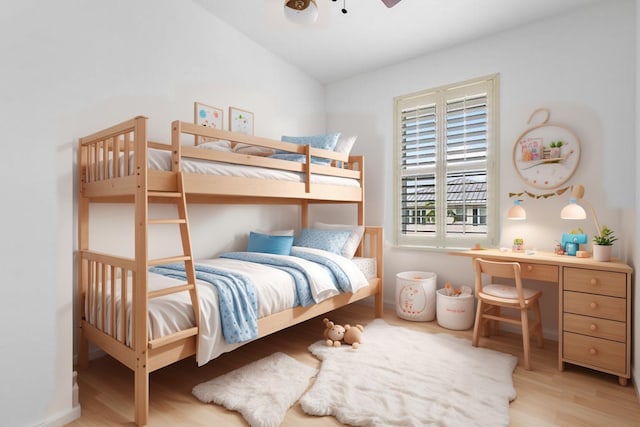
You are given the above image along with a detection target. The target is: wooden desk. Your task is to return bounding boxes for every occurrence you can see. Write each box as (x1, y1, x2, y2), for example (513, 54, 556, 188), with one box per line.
(450, 249, 632, 385)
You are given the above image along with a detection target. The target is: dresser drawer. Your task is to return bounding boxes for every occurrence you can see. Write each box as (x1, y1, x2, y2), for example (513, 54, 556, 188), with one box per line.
(563, 313, 626, 342)
(564, 267, 626, 297)
(520, 262, 558, 282)
(563, 332, 626, 374)
(563, 291, 625, 322)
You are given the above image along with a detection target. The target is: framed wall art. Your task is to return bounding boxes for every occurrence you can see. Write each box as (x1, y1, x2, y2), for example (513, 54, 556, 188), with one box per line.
(194, 102, 223, 144)
(229, 106, 254, 135)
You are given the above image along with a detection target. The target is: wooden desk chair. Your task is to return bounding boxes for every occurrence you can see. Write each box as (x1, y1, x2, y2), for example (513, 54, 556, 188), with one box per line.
(472, 258, 544, 370)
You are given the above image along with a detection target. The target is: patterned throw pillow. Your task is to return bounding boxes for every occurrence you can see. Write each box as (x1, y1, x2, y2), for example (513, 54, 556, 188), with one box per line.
(278, 133, 341, 165)
(313, 222, 365, 259)
(293, 228, 352, 255)
(280, 133, 341, 151)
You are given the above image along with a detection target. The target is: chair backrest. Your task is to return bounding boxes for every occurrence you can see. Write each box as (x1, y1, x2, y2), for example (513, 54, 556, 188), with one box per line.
(474, 258, 526, 307)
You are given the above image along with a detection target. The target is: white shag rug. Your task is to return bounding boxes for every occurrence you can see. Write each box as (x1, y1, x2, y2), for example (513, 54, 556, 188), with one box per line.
(300, 319, 518, 427)
(192, 352, 317, 427)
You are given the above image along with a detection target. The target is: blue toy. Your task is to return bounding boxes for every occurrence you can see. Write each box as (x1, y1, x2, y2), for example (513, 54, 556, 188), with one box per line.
(561, 233, 587, 256)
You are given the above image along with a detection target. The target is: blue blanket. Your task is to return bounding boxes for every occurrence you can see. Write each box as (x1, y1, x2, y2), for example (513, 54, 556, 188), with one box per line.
(290, 248, 353, 292)
(149, 263, 257, 344)
(219, 252, 317, 307)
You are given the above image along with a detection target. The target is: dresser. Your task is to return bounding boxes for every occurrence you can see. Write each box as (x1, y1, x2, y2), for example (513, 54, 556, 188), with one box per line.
(450, 249, 632, 385)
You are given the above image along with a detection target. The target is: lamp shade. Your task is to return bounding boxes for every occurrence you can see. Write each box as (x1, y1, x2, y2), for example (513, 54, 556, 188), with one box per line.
(560, 197, 587, 220)
(507, 199, 526, 220)
(284, 0, 318, 24)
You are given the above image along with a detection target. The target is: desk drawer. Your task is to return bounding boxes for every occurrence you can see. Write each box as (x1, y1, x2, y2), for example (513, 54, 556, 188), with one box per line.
(563, 313, 626, 342)
(563, 332, 626, 374)
(520, 262, 558, 282)
(564, 291, 625, 322)
(564, 267, 626, 297)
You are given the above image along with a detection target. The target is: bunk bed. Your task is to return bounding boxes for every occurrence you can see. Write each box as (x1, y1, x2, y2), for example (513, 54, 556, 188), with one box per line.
(76, 116, 384, 426)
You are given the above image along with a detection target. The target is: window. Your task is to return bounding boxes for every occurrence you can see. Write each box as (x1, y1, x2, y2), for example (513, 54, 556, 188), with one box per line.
(394, 75, 499, 249)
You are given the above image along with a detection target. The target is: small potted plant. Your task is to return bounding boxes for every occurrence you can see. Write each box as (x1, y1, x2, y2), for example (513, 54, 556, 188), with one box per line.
(592, 225, 617, 261)
(550, 140, 563, 158)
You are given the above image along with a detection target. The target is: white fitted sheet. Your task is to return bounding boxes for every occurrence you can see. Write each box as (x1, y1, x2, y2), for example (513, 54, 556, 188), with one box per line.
(106, 149, 360, 188)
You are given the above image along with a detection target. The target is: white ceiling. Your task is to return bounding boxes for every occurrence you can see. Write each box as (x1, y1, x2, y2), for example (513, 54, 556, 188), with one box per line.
(194, 0, 601, 84)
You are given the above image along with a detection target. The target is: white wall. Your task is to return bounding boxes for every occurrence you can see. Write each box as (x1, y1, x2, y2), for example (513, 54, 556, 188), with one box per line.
(633, 0, 640, 400)
(326, 0, 636, 343)
(1, 1, 326, 425)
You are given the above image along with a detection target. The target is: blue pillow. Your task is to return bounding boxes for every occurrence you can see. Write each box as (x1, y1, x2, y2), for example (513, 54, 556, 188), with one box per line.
(281, 133, 341, 152)
(279, 133, 340, 165)
(294, 228, 352, 255)
(247, 232, 294, 255)
(268, 153, 331, 166)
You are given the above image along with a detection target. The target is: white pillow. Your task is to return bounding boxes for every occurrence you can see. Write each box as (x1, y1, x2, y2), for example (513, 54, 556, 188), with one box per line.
(198, 139, 232, 151)
(252, 229, 295, 236)
(334, 135, 357, 156)
(313, 222, 365, 258)
(234, 143, 275, 157)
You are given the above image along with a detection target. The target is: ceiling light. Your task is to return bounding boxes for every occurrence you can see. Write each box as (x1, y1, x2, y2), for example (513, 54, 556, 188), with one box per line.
(284, 0, 318, 24)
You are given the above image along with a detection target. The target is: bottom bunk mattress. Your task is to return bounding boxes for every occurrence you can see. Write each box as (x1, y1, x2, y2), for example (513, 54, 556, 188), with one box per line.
(86, 247, 377, 365)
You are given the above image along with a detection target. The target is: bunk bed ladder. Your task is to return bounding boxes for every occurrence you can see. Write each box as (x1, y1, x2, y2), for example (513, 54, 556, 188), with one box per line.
(146, 172, 200, 349)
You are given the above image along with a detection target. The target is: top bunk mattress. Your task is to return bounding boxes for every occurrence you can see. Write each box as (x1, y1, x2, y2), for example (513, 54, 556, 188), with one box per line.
(107, 148, 361, 188)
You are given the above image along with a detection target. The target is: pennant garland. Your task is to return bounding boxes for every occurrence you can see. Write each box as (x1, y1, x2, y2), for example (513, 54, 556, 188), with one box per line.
(508, 186, 570, 200)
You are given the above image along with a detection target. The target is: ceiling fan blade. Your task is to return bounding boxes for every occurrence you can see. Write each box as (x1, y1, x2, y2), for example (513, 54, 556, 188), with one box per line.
(381, 0, 402, 7)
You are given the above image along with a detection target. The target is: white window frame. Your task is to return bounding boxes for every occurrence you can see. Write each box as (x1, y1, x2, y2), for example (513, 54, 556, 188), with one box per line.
(393, 74, 499, 250)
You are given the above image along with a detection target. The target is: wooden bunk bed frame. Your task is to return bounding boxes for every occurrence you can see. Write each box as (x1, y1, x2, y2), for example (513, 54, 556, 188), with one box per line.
(76, 116, 384, 426)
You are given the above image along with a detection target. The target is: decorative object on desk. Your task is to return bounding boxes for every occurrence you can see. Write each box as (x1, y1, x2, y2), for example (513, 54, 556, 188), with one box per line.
(575, 250, 589, 258)
(513, 237, 524, 253)
(560, 184, 615, 261)
(229, 106, 254, 135)
(561, 232, 587, 256)
(554, 241, 565, 255)
(513, 108, 581, 190)
(507, 199, 526, 219)
(194, 102, 223, 144)
(395, 271, 437, 321)
(592, 225, 617, 262)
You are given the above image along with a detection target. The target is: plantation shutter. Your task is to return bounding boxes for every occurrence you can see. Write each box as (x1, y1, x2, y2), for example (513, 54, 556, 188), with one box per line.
(395, 76, 497, 248)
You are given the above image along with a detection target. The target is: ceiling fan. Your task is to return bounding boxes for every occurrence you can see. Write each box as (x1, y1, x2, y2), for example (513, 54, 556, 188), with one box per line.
(284, 0, 403, 9)
(381, 0, 403, 7)
(284, 0, 403, 23)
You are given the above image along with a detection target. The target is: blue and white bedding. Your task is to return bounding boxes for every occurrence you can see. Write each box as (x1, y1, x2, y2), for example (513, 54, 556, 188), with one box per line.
(147, 247, 369, 365)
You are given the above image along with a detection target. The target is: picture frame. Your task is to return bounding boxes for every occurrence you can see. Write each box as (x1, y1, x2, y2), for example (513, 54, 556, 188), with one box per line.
(194, 102, 223, 144)
(229, 106, 254, 135)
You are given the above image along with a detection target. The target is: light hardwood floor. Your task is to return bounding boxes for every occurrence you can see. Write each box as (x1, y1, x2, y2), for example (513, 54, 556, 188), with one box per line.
(68, 303, 640, 426)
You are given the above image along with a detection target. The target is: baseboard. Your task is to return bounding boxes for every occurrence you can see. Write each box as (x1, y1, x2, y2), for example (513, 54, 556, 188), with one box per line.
(72, 346, 107, 367)
(32, 405, 81, 427)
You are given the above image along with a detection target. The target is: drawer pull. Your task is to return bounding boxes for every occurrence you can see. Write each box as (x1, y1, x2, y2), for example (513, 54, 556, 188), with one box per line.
(589, 302, 598, 309)
(527, 265, 533, 272)
(589, 347, 598, 355)
(590, 278, 597, 286)
(590, 323, 597, 331)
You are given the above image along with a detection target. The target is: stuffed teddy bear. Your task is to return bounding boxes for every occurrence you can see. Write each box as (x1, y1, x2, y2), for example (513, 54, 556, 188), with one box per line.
(323, 318, 346, 347)
(323, 318, 364, 349)
(343, 323, 364, 349)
